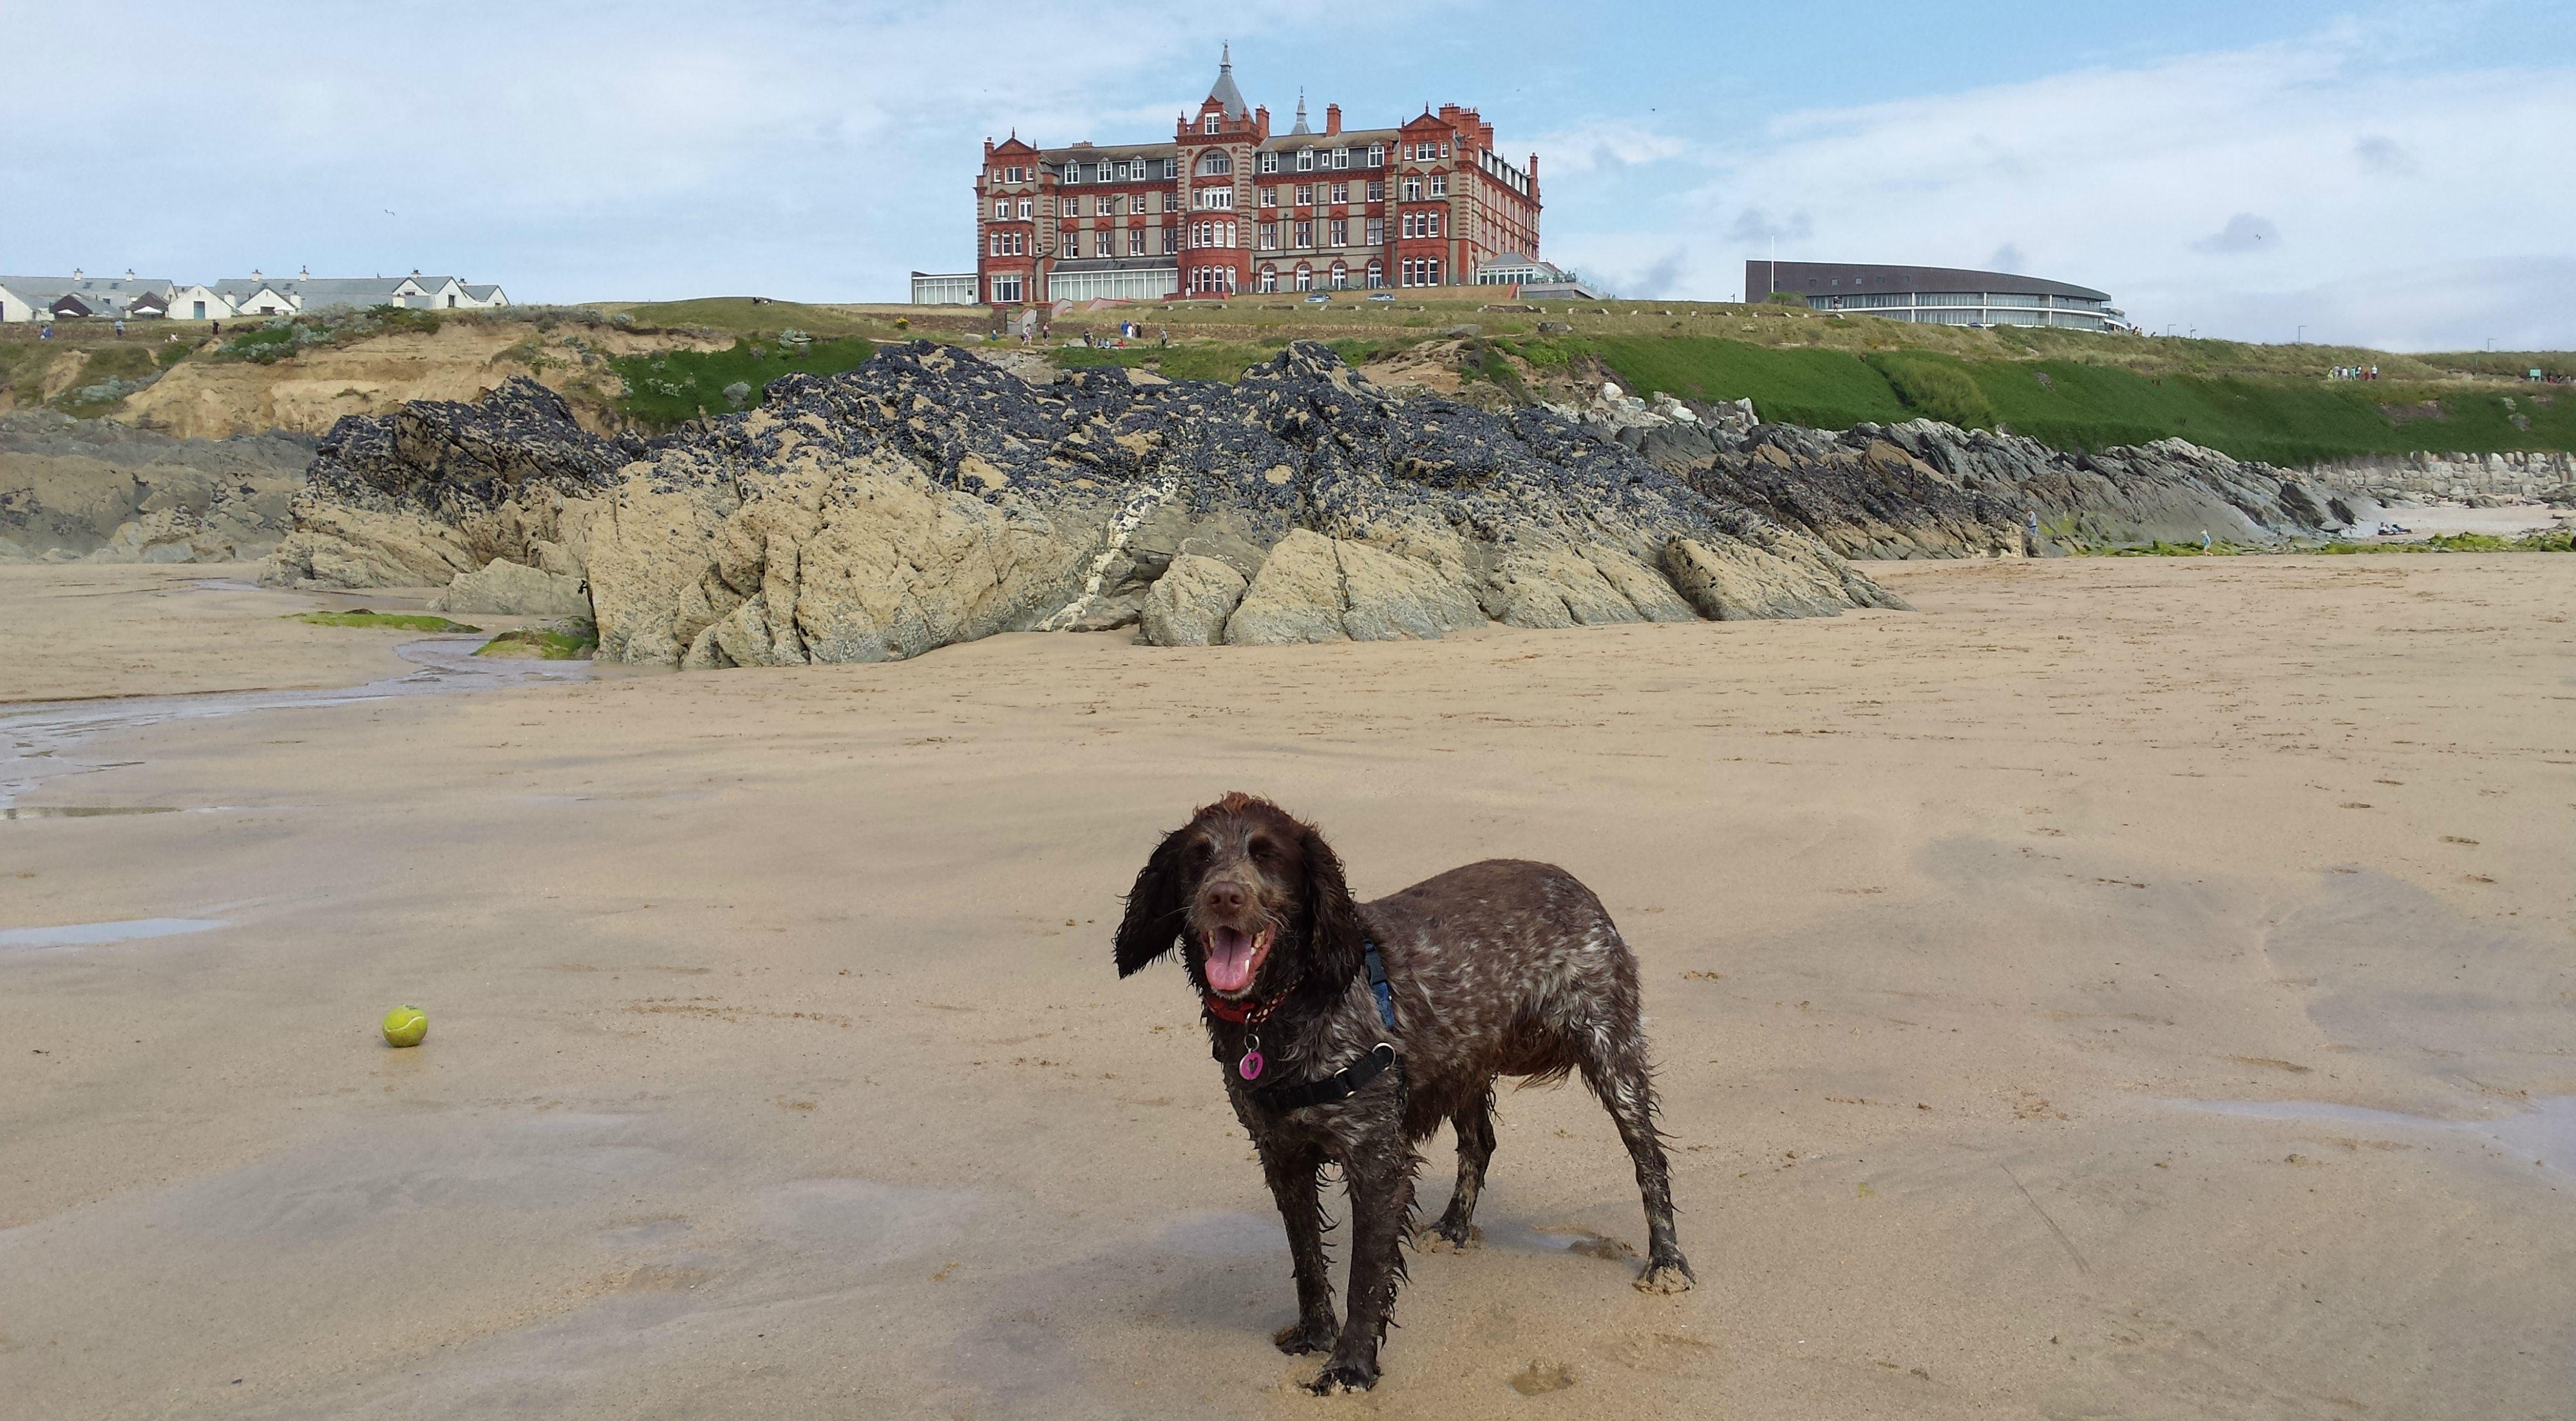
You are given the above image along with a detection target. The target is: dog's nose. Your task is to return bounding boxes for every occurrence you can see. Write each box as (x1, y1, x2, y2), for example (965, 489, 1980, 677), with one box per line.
(1202, 881, 1248, 915)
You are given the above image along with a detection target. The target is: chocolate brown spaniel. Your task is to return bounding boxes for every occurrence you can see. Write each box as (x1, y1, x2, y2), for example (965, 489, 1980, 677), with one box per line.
(1115, 792, 1692, 1393)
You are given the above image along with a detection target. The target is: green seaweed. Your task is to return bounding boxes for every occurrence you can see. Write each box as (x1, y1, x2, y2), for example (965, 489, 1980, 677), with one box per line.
(290, 610, 482, 632)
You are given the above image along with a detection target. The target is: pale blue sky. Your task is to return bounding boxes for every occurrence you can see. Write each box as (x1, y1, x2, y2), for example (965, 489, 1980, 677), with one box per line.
(5, 1, 2570, 348)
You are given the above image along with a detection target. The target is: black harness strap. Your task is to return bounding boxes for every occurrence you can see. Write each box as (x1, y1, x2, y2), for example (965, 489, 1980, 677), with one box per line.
(1246, 942, 1405, 1117)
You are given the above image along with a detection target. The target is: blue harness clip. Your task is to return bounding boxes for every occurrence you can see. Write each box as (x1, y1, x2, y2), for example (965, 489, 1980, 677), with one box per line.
(1363, 942, 1399, 1033)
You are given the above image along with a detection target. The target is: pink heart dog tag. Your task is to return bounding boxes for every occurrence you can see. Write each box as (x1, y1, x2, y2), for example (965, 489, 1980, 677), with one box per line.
(1238, 1050, 1264, 1080)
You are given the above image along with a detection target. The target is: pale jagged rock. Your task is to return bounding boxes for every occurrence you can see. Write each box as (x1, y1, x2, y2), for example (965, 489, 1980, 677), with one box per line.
(1226, 529, 1347, 644)
(1139, 553, 1248, 647)
(265, 504, 481, 587)
(592, 444, 1097, 669)
(1664, 537, 1848, 620)
(430, 558, 591, 616)
(1334, 538, 1486, 641)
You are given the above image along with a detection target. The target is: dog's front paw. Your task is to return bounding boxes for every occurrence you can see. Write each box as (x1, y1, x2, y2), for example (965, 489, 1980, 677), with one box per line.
(1273, 1317, 1338, 1356)
(1306, 1363, 1379, 1395)
(1634, 1252, 1697, 1294)
(1410, 1219, 1484, 1253)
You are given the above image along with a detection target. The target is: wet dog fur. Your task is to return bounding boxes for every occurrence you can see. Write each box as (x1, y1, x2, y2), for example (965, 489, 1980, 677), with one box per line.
(1115, 792, 1693, 1393)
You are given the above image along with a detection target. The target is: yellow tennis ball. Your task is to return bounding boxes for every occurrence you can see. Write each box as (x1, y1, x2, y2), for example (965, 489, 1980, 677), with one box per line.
(381, 1005, 428, 1047)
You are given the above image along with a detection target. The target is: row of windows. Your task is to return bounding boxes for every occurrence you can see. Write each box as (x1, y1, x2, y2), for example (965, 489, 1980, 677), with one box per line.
(1255, 262, 1383, 292)
(1012, 141, 1468, 188)
(1812, 301, 2117, 329)
(1256, 218, 1380, 250)
(1059, 228, 1175, 258)
(1398, 211, 1443, 239)
(1059, 157, 1176, 184)
(1189, 220, 1240, 249)
(1806, 291, 2104, 310)
(987, 232, 1027, 256)
(1273, 142, 1396, 173)
(1267, 180, 1374, 207)
(1397, 258, 1444, 287)
(1059, 193, 1166, 217)
(1803, 277, 2105, 310)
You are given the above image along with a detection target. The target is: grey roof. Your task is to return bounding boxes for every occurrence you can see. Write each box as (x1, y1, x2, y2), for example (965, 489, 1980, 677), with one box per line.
(1289, 95, 1311, 135)
(209, 274, 476, 309)
(1045, 142, 1176, 164)
(1258, 128, 1398, 152)
(460, 284, 504, 301)
(1205, 47, 1248, 119)
(0, 274, 175, 301)
(1749, 260, 2108, 302)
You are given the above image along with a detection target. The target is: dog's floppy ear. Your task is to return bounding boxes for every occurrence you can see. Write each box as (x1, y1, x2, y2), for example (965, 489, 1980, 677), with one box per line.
(1296, 817, 1368, 987)
(1115, 825, 1193, 978)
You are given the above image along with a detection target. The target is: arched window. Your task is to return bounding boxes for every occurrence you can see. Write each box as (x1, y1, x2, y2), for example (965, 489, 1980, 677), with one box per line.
(1329, 262, 1348, 289)
(1294, 264, 1312, 292)
(1197, 150, 1231, 176)
(1365, 259, 1384, 289)
(1258, 266, 1278, 294)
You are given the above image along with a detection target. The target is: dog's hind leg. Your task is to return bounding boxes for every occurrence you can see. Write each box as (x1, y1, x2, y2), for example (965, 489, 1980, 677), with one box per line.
(1259, 1138, 1340, 1355)
(1417, 1092, 1496, 1251)
(1576, 1021, 1696, 1293)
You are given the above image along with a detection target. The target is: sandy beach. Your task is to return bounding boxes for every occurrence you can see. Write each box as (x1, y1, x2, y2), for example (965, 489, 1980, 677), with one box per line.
(2, 554, 2568, 1419)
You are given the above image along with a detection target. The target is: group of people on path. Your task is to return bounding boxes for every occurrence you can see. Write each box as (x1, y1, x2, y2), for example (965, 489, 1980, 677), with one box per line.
(2329, 365, 2380, 380)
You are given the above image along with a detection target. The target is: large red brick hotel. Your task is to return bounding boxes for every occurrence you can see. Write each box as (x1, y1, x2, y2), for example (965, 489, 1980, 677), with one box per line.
(961, 49, 1544, 305)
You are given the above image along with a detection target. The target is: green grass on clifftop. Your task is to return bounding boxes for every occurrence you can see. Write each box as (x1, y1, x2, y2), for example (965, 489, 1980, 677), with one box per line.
(1581, 337, 2576, 464)
(610, 336, 882, 429)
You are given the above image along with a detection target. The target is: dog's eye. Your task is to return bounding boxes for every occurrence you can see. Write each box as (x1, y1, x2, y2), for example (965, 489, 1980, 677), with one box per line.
(1246, 837, 1275, 861)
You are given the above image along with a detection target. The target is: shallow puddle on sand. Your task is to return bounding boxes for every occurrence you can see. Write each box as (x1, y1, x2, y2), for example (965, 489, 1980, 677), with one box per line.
(2176, 1096, 2576, 1174)
(0, 636, 596, 810)
(1, 805, 180, 818)
(1, 916, 229, 957)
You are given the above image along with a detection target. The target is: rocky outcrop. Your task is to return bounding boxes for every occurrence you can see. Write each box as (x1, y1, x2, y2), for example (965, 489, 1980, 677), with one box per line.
(261, 376, 629, 589)
(2307, 449, 2574, 505)
(1577, 384, 2371, 553)
(267, 343, 1909, 666)
(0, 410, 309, 562)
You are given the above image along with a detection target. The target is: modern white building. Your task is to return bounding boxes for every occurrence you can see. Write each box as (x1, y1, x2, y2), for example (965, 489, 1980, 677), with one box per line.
(911, 271, 980, 305)
(1745, 260, 2126, 332)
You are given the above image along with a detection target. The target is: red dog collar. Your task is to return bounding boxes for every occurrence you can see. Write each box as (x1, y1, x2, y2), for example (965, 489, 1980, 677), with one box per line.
(1202, 987, 1292, 1024)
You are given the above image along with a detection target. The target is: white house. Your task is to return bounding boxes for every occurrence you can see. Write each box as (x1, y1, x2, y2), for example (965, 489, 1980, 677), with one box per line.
(167, 283, 230, 321)
(5, 265, 511, 322)
(0, 269, 176, 322)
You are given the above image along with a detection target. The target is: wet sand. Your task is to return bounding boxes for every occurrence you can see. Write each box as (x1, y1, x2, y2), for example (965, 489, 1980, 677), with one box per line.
(3, 555, 2569, 1419)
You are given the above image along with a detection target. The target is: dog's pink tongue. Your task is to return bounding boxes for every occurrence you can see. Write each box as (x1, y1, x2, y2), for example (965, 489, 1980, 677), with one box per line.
(1205, 927, 1258, 995)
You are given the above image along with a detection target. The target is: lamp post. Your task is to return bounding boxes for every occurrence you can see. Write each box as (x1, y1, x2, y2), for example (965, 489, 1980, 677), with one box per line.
(2296, 325, 2305, 344)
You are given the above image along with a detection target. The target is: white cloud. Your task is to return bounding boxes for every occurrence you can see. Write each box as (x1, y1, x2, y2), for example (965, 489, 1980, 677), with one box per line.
(1517, 120, 1689, 175)
(2192, 215, 2282, 255)
(1545, 14, 2576, 348)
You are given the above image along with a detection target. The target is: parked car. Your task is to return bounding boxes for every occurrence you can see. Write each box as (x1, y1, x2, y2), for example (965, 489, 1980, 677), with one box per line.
(1303, 292, 1332, 304)
(1365, 292, 1396, 302)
